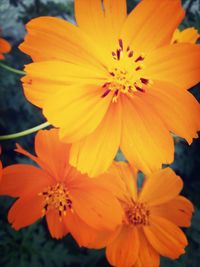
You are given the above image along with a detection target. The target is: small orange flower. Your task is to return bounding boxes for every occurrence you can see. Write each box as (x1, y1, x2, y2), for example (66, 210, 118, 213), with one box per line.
(0, 29, 11, 60)
(20, 0, 200, 177)
(172, 27, 200, 44)
(0, 129, 123, 245)
(105, 163, 194, 267)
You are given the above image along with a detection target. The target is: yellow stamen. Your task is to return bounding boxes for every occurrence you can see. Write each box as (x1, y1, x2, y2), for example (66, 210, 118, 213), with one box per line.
(39, 183, 72, 218)
(101, 39, 152, 102)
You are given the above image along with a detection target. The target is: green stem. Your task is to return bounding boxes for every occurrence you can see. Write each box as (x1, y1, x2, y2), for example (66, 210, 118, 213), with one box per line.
(0, 62, 25, 75)
(0, 122, 51, 140)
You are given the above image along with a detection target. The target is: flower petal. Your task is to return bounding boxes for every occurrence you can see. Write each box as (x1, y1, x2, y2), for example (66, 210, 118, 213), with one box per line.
(144, 81, 200, 144)
(69, 100, 121, 177)
(68, 174, 123, 231)
(75, 0, 104, 36)
(22, 59, 108, 108)
(144, 216, 188, 259)
(103, 0, 127, 39)
(151, 196, 194, 227)
(146, 44, 200, 89)
(64, 210, 111, 248)
(135, 228, 160, 267)
(106, 226, 139, 267)
(0, 164, 50, 198)
(120, 95, 174, 174)
(0, 161, 2, 182)
(139, 168, 183, 206)
(171, 28, 200, 44)
(8, 195, 44, 230)
(43, 84, 111, 143)
(19, 16, 101, 68)
(121, 0, 184, 52)
(34, 129, 71, 182)
(0, 37, 11, 55)
(108, 161, 138, 201)
(46, 209, 68, 239)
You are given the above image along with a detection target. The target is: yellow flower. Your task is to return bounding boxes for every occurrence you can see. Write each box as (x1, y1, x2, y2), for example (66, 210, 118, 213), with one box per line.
(20, 0, 200, 177)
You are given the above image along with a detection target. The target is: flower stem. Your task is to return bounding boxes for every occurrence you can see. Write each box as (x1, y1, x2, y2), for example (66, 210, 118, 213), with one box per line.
(0, 122, 51, 140)
(0, 62, 25, 75)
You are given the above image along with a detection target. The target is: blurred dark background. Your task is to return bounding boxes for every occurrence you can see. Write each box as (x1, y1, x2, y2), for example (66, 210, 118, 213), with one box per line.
(0, 0, 200, 266)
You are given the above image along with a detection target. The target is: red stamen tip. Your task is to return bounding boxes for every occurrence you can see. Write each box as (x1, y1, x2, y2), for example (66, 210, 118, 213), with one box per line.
(119, 39, 123, 50)
(135, 66, 142, 71)
(140, 78, 149, 84)
(116, 49, 121, 60)
(135, 56, 144, 63)
(128, 51, 134, 58)
(101, 89, 111, 98)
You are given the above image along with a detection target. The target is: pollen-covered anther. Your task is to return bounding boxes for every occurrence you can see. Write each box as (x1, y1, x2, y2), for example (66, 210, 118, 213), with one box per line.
(102, 39, 152, 102)
(125, 201, 150, 226)
(39, 183, 73, 219)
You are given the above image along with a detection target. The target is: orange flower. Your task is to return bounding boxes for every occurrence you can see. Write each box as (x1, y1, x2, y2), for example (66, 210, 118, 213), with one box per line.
(0, 129, 123, 245)
(105, 163, 194, 267)
(0, 30, 11, 59)
(19, 0, 200, 177)
(172, 27, 200, 44)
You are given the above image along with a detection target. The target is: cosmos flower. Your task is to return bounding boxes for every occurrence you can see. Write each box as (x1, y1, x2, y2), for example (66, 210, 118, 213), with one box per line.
(105, 162, 194, 267)
(172, 27, 200, 44)
(0, 30, 11, 60)
(0, 129, 123, 244)
(20, 0, 200, 177)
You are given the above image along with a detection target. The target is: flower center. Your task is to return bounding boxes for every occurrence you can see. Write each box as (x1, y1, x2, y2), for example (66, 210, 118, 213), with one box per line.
(39, 183, 73, 218)
(101, 39, 152, 102)
(125, 201, 150, 226)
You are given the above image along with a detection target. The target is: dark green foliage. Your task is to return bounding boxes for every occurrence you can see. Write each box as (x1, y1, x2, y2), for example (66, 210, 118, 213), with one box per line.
(0, 0, 200, 266)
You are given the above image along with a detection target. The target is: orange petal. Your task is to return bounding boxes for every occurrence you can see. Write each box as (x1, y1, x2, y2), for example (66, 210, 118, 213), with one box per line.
(22, 60, 108, 108)
(121, 0, 184, 52)
(135, 228, 160, 267)
(144, 216, 188, 259)
(69, 175, 123, 231)
(146, 43, 200, 89)
(19, 16, 102, 68)
(23, 60, 107, 85)
(0, 160, 2, 182)
(120, 95, 174, 174)
(106, 225, 139, 267)
(74, 0, 105, 45)
(46, 209, 68, 239)
(172, 28, 200, 44)
(14, 143, 45, 169)
(139, 168, 183, 206)
(34, 129, 71, 182)
(0, 37, 11, 53)
(108, 161, 138, 201)
(69, 100, 121, 177)
(84, 162, 128, 201)
(65, 210, 112, 248)
(0, 54, 4, 60)
(103, 0, 127, 41)
(43, 84, 111, 143)
(0, 164, 51, 197)
(8, 195, 44, 230)
(151, 196, 194, 227)
(144, 81, 200, 144)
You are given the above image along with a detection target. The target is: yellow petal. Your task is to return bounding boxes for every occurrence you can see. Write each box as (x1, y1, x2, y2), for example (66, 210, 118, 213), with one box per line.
(70, 100, 121, 177)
